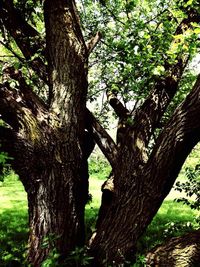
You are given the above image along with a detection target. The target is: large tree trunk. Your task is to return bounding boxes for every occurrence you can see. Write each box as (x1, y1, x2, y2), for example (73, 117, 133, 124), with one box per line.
(0, 102, 88, 266)
(26, 139, 88, 265)
(89, 75, 200, 266)
(0, 0, 90, 265)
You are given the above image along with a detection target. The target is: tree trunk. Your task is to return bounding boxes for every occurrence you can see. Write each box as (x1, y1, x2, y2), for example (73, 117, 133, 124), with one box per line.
(89, 75, 200, 266)
(0, 0, 89, 265)
(146, 230, 200, 267)
(2, 109, 89, 266)
(2, 1, 200, 266)
(26, 141, 88, 265)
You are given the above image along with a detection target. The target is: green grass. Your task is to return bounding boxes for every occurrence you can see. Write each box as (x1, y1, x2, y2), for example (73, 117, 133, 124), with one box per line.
(0, 172, 27, 212)
(138, 200, 199, 254)
(0, 172, 28, 266)
(0, 167, 199, 266)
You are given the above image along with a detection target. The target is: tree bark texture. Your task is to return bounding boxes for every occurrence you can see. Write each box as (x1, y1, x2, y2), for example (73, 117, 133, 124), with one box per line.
(0, 83, 88, 267)
(89, 75, 200, 266)
(0, 0, 90, 265)
(146, 230, 200, 267)
(1, 1, 200, 267)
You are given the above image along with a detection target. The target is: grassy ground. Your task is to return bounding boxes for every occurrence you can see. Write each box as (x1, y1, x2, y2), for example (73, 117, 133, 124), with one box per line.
(0, 167, 199, 266)
(0, 172, 28, 266)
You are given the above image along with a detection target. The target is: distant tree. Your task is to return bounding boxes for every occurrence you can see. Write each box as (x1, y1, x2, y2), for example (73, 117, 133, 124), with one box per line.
(1, 0, 200, 266)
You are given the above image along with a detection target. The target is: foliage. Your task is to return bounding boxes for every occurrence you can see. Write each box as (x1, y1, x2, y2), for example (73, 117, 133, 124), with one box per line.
(40, 233, 61, 267)
(89, 155, 111, 180)
(174, 144, 200, 213)
(0, 149, 11, 182)
(64, 246, 94, 267)
(2, 0, 199, 118)
(132, 254, 146, 267)
(0, 151, 9, 165)
(41, 245, 94, 267)
(80, 0, 200, 119)
(41, 248, 60, 267)
(138, 200, 198, 254)
(175, 164, 200, 211)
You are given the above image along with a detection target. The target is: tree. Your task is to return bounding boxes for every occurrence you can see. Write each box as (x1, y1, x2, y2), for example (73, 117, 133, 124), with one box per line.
(1, 0, 200, 266)
(0, 0, 93, 265)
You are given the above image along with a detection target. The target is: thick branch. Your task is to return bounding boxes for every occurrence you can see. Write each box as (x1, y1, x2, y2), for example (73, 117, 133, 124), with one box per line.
(44, 0, 87, 121)
(3, 66, 48, 114)
(0, 82, 24, 130)
(0, 0, 39, 57)
(86, 109, 118, 168)
(146, 229, 200, 266)
(0, 77, 48, 133)
(107, 91, 130, 119)
(0, 0, 47, 83)
(146, 73, 200, 201)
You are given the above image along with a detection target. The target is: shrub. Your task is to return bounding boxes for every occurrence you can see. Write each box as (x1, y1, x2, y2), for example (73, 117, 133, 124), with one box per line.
(175, 165, 200, 211)
(0, 149, 12, 182)
(89, 156, 111, 180)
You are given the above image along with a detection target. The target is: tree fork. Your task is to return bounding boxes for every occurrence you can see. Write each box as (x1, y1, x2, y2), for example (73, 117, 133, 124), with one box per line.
(89, 75, 200, 266)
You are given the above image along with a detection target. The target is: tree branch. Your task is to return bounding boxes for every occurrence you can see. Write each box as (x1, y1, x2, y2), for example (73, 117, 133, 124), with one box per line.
(86, 109, 118, 168)
(0, 40, 24, 62)
(44, 0, 88, 120)
(0, 0, 47, 83)
(86, 32, 102, 55)
(3, 66, 48, 114)
(146, 73, 200, 201)
(128, 11, 200, 161)
(0, 0, 41, 58)
(107, 91, 130, 119)
(0, 82, 24, 130)
(146, 229, 200, 266)
(0, 73, 48, 132)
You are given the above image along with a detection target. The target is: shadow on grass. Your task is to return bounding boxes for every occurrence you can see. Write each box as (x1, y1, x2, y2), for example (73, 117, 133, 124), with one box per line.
(138, 200, 198, 255)
(0, 209, 28, 267)
(0, 205, 99, 267)
(0, 199, 198, 266)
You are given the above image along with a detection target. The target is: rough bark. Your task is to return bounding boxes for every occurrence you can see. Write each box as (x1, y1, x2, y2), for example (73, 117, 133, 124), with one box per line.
(89, 75, 200, 266)
(146, 230, 200, 267)
(27, 0, 89, 264)
(0, 0, 90, 265)
(0, 80, 88, 266)
(1, 1, 200, 267)
(26, 129, 88, 266)
(86, 10, 200, 266)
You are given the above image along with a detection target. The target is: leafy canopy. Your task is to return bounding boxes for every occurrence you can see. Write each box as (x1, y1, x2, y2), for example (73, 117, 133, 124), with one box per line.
(0, 0, 200, 121)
